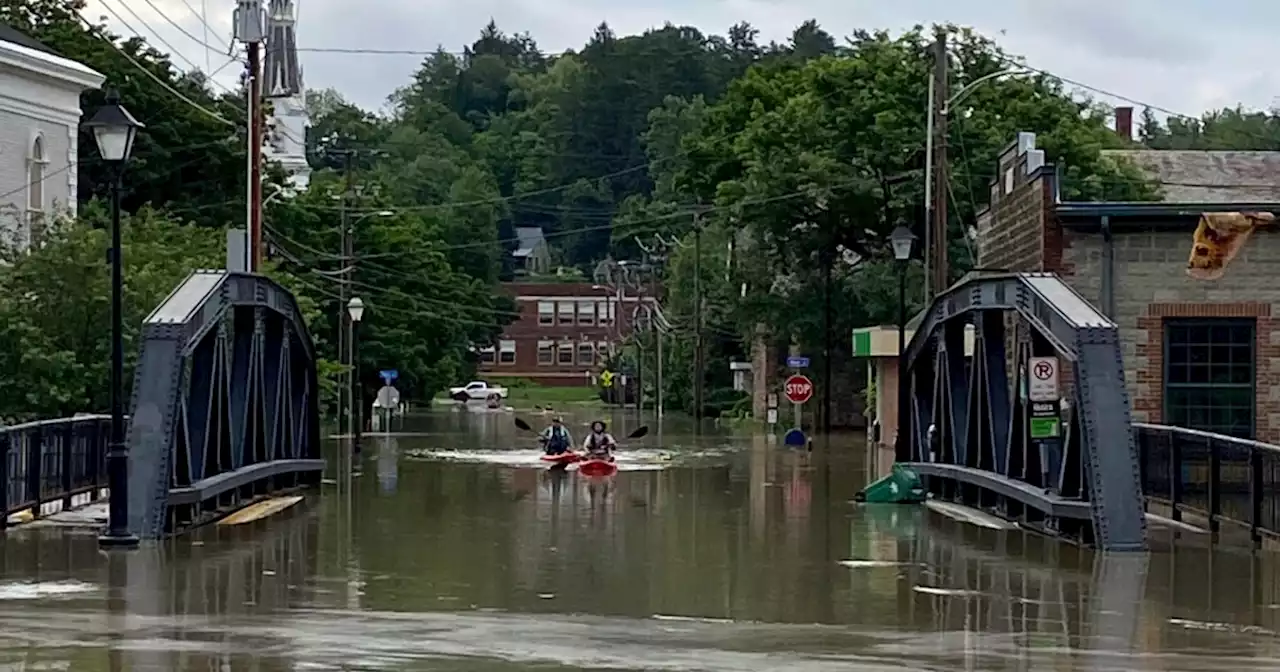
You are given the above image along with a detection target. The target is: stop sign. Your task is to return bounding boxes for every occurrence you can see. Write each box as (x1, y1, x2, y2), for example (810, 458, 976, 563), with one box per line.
(784, 374, 813, 404)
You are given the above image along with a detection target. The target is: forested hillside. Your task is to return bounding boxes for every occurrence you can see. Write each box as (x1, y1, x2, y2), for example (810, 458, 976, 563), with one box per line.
(0, 0, 1274, 419)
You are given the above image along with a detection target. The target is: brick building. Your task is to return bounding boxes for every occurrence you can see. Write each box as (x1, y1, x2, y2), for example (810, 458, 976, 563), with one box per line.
(975, 124, 1280, 443)
(477, 282, 658, 386)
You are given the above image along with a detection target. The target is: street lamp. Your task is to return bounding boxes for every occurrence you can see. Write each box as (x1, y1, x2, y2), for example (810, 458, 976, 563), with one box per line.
(84, 89, 143, 549)
(923, 65, 1021, 300)
(347, 297, 365, 456)
(890, 226, 916, 462)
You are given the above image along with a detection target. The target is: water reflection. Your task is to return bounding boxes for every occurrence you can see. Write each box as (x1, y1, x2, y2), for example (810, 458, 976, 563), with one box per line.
(0, 411, 1276, 668)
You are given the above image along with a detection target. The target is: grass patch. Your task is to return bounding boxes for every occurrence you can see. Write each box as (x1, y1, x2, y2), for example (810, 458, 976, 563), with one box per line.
(506, 383, 602, 407)
(433, 379, 603, 407)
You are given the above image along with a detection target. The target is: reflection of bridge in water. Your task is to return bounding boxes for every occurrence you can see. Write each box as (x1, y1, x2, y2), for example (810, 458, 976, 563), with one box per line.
(860, 505, 1280, 669)
(0, 504, 319, 670)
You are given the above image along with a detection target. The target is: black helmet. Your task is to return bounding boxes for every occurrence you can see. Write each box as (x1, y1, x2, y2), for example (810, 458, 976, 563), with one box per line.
(591, 420, 606, 433)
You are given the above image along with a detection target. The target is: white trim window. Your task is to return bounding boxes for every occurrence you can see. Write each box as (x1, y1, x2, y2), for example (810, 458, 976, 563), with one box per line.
(577, 341, 594, 366)
(557, 301, 575, 325)
(498, 340, 516, 364)
(537, 301, 554, 325)
(577, 300, 595, 326)
(27, 134, 46, 245)
(557, 340, 574, 365)
(537, 340, 554, 365)
(478, 344, 496, 364)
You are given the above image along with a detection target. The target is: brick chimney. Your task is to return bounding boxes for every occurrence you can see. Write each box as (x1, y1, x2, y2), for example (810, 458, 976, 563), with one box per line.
(1114, 106, 1133, 141)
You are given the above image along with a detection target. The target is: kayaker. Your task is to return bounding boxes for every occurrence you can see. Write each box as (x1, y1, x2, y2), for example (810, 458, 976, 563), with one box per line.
(539, 416, 574, 455)
(582, 420, 616, 460)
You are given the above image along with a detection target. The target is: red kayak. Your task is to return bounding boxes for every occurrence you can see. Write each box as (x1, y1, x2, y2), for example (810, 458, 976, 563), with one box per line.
(540, 452, 580, 467)
(577, 458, 617, 477)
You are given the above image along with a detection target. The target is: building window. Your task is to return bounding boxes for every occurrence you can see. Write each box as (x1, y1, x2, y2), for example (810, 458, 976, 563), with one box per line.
(578, 342, 594, 366)
(538, 301, 554, 326)
(598, 341, 611, 362)
(1164, 319, 1254, 439)
(27, 135, 45, 246)
(538, 340, 553, 365)
(498, 340, 516, 365)
(557, 341, 574, 365)
(478, 344, 496, 364)
(577, 301, 595, 326)
(557, 301, 575, 325)
(597, 301, 612, 326)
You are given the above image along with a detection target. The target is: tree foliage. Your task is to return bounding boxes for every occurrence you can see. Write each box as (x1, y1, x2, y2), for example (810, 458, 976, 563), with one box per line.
(3, 10, 1274, 421)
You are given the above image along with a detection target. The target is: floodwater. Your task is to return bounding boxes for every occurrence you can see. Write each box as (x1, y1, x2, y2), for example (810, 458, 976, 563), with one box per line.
(2, 407, 1280, 669)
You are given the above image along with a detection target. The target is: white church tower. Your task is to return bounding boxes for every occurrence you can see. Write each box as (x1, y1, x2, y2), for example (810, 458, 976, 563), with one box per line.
(262, 0, 310, 189)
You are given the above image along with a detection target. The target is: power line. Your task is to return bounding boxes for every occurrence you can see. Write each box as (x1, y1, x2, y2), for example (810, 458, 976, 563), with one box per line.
(76, 13, 236, 126)
(101, 0, 205, 79)
(130, 0, 235, 62)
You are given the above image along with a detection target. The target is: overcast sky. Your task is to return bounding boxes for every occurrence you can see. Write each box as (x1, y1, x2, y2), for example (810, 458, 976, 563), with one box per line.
(83, 0, 1274, 120)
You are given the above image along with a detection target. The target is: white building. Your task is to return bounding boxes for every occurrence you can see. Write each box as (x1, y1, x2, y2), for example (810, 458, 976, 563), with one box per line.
(262, 0, 310, 190)
(0, 25, 104, 248)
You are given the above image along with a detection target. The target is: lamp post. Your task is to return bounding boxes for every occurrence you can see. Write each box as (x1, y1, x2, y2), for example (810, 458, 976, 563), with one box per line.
(890, 226, 916, 463)
(84, 90, 144, 548)
(337, 212, 389, 460)
(347, 297, 365, 457)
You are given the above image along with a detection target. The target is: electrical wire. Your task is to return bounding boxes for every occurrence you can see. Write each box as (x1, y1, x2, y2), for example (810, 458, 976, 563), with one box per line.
(76, 13, 236, 126)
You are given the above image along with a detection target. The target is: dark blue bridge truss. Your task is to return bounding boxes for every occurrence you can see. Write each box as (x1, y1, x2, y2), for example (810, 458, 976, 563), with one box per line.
(899, 272, 1147, 551)
(127, 271, 323, 539)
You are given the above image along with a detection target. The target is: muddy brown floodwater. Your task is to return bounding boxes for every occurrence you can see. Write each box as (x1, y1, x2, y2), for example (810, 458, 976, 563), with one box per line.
(0, 407, 1278, 669)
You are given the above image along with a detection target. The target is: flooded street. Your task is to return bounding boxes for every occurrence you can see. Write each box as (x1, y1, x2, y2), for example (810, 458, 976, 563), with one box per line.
(1, 408, 1280, 669)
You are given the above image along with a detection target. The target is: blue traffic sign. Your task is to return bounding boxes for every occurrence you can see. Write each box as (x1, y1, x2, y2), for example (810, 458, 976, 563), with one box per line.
(379, 369, 398, 384)
(786, 356, 809, 368)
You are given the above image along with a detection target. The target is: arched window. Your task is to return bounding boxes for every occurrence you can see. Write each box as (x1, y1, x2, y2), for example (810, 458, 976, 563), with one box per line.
(27, 136, 44, 213)
(27, 135, 46, 247)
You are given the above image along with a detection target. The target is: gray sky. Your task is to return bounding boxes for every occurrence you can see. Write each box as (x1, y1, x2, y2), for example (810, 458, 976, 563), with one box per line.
(86, 0, 1274, 120)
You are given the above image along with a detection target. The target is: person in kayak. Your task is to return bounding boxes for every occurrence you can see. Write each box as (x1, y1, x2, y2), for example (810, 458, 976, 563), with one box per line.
(582, 420, 616, 460)
(539, 416, 574, 455)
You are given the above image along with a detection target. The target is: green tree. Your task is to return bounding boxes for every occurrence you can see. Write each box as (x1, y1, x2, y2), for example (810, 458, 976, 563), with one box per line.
(652, 25, 1159, 413)
(0, 205, 221, 421)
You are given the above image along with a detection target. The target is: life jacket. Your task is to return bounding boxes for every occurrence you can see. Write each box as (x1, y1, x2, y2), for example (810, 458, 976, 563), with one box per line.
(546, 426, 569, 448)
(586, 432, 612, 451)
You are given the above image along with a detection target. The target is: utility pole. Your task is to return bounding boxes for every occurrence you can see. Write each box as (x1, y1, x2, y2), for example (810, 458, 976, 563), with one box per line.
(234, 0, 265, 270)
(333, 149, 354, 445)
(692, 208, 704, 427)
(929, 29, 950, 296)
(248, 42, 263, 270)
(823, 242, 833, 436)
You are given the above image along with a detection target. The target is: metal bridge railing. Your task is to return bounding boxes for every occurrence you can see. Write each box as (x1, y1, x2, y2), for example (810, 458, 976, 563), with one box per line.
(0, 414, 113, 530)
(1135, 422, 1280, 540)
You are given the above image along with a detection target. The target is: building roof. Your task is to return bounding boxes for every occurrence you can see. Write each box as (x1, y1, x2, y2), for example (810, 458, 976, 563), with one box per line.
(513, 227, 545, 257)
(1104, 150, 1280, 202)
(0, 24, 57, 55)
(0, 23, 105, 89)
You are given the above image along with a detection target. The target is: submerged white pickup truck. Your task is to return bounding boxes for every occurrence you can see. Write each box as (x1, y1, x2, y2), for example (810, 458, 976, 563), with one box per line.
(448, 380, 508, 402)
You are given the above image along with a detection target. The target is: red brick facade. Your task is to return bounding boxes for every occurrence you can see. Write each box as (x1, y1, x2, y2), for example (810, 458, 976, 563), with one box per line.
(478, 282, 657, 386)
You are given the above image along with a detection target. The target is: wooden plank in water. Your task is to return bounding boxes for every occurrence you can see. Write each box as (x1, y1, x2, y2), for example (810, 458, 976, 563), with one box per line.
(217, 495, 304, 526)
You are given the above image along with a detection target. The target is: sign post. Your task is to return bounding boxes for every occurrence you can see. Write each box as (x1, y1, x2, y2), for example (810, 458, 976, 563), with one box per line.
(766, 392, 778, 440)
(1028, 356, 1062, 489)
(784, 373, 813, 443)
(786, 356, 809, 431)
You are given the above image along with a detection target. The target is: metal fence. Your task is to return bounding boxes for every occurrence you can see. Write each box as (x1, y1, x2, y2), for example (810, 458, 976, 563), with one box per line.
(0, 414, 111, 530)
(1135, 422, 1280, 541)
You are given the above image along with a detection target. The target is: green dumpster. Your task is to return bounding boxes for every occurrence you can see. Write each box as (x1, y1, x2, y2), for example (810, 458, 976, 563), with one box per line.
(854, 463, 926, 503)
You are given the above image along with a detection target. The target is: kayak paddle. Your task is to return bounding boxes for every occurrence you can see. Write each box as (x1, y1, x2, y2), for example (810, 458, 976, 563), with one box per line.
(514, 417, 534, 432)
